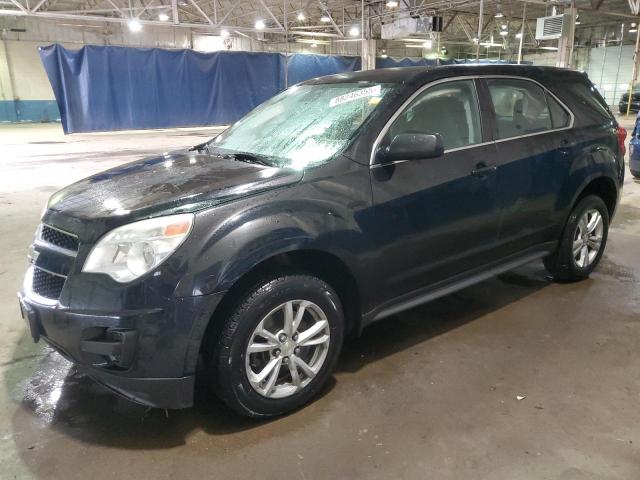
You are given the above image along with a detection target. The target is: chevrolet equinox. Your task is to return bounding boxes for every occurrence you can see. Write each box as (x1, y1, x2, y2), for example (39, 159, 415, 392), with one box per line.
(19, 65, 625, 417)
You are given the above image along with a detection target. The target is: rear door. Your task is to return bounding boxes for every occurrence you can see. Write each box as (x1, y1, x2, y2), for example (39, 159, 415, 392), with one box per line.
(481, 77, 574, 255)
(370, 78, 501, 303)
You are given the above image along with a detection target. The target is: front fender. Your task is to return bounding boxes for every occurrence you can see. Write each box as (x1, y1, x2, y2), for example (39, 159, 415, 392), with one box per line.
(174, 195, 366, 298)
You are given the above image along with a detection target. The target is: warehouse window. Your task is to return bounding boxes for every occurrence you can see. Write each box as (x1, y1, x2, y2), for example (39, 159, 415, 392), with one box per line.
(387, 80, 482, 150)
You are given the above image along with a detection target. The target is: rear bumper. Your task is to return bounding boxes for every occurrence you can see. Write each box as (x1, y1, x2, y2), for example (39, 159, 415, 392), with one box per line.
(18, 289, 224, 409)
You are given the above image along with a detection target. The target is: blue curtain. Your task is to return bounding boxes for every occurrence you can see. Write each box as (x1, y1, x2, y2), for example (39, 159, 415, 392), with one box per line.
(39, 45, 365, 133)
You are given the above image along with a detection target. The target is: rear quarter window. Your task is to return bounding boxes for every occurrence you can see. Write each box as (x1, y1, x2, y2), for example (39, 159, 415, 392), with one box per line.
(553, 77, 614, 126)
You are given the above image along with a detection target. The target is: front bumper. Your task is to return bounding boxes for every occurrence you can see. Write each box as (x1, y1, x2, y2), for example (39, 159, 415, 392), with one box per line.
(18, 289, 223, 409)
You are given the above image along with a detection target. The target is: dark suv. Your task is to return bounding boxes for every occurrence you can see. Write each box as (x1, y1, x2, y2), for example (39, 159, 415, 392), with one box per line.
(19, 65, 625, 417)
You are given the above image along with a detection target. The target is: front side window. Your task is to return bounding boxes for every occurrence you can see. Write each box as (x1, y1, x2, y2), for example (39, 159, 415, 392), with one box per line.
(487, 78, 567, 139)
(386, 80, 483, 150)
(209, 82, 397, 169)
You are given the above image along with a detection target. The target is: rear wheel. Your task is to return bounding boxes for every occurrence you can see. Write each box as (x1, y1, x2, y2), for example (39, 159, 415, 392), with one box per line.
(211, 274, 344, 418)
(631, 169, 640, 179)
(544, 195, 609, 282)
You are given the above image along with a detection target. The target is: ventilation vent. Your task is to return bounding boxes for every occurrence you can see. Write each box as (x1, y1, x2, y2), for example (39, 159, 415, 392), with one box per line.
(535, 14, 568, 40)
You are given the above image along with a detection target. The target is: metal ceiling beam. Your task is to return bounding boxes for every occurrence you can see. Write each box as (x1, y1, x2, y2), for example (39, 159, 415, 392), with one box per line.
(8, 0, 27, 13)
(317, 0, 343, 36)
(188, 0, 213, 24)
(215, 1, 236, 26)
(257, 0, 285, 30)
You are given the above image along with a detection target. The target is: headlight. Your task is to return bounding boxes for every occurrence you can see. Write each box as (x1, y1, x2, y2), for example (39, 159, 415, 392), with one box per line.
(83, 214, 194, 283)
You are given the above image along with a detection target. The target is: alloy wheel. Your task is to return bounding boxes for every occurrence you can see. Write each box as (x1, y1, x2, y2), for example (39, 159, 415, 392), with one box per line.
(245, 300, 331, 399)
(572, 208, 604, 268)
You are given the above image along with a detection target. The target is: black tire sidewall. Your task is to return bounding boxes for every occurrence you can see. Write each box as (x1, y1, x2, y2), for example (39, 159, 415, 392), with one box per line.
(556, 195, 609, 280)
(215, 275, 344, 417)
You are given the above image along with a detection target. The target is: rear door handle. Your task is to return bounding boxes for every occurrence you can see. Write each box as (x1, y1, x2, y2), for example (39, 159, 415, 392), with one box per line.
(471, 162, 497, 177)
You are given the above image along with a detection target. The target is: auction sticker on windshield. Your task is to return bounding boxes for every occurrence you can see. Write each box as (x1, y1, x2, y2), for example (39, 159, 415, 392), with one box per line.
(329, 85, 382, 107)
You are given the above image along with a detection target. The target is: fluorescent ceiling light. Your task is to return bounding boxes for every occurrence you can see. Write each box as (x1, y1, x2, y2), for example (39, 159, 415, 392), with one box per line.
(320, 15, 331, 22)
(540, 46, 558, 50)
(630, 28, 638, 33)
(495, 11, 504, 18)
(255, 19, 265, 29)
(423, 39, 433, 49)
(515, 32, 523, 39)
(297, 12, 305, 21)
(127, 18, 142, 32)
(220, 29, 229, 37)
(311, 42, 318, 47)
(387, 0, 399, 7)
(499, 30, 508, 36)
(349, 26, 359, 36)
(501, 24, 507, 30)
(158, 12, 169, 21)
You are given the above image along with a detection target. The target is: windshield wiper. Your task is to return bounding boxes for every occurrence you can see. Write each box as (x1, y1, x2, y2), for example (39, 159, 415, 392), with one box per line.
(221, 151, 273, 167)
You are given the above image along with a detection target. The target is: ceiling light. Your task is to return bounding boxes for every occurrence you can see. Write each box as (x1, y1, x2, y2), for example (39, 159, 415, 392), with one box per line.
(472, 37, 479, 43)
(495, 11, 504, 18)
(255, 19, 265, 29)
(386, 0, 399, 6)
(158, 12, 169, 21)
(349, 25, 359, 36)
(381, 53, 388, 58)
(630, 28, 638, 33)
(515, 32, 522, 39)
(501, 24, 507, 30)
(499, 30, 508, 36)
(311, 42, 318, 47)
(297, 12, 305, 21)
(423, 39, 433, 49)
(127, 18, 142, 32)
(320, 14, 331, 23)
(220, 29, 229, 37)
(632, 23, 637, 27)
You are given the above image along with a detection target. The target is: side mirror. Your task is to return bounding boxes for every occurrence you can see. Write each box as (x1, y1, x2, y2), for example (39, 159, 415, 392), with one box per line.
(378, 133, 444, 163)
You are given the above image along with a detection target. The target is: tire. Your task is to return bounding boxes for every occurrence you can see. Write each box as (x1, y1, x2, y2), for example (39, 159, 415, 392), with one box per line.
(211, 274, 344, 418)
(631, 169, 640, 179)
(544, 195, 609, 282)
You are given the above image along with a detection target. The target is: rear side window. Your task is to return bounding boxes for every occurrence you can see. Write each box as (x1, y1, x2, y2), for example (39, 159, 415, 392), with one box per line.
(487, 79, 556, 139)
(546, 92, 571, 129)
(387, 79, 482, 150)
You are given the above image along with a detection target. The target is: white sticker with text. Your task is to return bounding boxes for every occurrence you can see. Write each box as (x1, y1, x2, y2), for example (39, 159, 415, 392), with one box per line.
(329, 85, 381, 107)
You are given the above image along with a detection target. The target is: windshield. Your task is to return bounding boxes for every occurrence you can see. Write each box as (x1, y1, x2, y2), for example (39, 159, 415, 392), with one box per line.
(209, 82, 397, 169)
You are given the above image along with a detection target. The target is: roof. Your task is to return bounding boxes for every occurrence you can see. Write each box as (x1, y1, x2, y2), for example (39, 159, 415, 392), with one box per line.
(303, 64, 586, 88)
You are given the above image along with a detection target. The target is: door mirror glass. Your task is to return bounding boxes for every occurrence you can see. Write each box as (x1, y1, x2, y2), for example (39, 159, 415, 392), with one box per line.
(378, 133, 444, 163)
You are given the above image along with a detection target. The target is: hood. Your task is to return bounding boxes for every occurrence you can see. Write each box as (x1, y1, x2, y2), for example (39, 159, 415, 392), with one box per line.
(47, 150, 303, 221)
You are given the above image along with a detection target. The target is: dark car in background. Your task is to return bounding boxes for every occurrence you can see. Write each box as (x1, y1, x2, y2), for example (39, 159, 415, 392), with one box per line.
(629, 112, 640, 178)
(19, 65, 625, 417)
(619, 89, 640, 114)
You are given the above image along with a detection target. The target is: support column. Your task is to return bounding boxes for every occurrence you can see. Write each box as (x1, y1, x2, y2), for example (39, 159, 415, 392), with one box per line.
(626, 26, 640, 115)
(517, 2, 527, 64)
(556, 1, 576, 68)
(360, 0, 375, 70)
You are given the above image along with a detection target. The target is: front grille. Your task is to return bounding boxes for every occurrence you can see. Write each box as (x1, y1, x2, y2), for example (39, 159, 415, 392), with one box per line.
(31, 267, 66, 300)
(40, 224, 79, 252)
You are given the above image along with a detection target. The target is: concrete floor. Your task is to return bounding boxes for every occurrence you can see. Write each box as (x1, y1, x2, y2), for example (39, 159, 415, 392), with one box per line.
(1, 121, 639, 480)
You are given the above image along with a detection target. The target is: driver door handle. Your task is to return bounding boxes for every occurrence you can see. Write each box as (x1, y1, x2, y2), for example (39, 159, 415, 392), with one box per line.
(471, 162, 497, 177)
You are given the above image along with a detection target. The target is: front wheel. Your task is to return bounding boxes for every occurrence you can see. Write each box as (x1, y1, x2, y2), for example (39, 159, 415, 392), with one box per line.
(211, 274, 344, 418)
(544, 195, 609, 282)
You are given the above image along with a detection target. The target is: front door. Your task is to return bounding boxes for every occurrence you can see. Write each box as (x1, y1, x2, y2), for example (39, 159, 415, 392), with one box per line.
(370, 79, 501, 304)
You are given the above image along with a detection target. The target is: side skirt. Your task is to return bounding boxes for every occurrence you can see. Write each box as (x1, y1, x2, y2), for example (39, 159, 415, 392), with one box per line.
(361, 242, 556, 330)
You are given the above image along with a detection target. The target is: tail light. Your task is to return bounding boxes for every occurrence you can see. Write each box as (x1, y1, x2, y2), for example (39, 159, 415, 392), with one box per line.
(616, 125, 627, 157)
